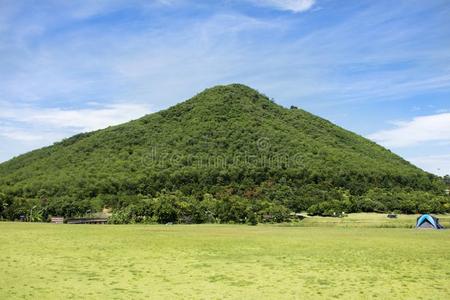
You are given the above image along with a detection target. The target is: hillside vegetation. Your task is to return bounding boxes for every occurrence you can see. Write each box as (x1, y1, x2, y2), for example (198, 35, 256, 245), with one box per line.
(0, 84, 448, 222)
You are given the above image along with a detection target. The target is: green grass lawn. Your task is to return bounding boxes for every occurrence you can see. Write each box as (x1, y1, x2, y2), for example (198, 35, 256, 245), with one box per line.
(287, 213, 450, 228)
(1, 216, 449, 299)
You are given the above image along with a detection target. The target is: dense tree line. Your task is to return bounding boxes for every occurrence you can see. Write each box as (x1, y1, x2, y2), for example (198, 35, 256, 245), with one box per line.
(306, 188, 449, 216)
(1, 186, 449, 223)
(107, 192, 290, 224)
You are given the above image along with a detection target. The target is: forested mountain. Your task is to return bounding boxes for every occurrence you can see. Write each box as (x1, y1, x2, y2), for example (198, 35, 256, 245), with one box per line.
(0, 84, 448, 222)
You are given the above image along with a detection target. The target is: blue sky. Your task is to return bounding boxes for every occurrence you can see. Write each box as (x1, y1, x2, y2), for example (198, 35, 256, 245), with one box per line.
(0, 0, 449, 175)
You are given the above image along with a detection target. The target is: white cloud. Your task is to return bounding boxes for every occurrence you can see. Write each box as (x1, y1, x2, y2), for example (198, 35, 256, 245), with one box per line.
(0, 126, 48, 142)
(25, 103, 151, 131)
(368, 113, 450, 147)
(0, 103, 152, 141)
(248, 0, 315, 12)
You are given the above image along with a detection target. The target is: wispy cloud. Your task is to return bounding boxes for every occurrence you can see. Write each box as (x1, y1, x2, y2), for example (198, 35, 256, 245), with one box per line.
(1, 1, 449, 107)
(0, 126, 50, 142)
(0, 103, 152, 141)
(368, 113, 450, 148)
(246, 0, 315, 12)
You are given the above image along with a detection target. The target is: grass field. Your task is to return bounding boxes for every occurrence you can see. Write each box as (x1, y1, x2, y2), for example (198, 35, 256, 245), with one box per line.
(286, 213, 450, 228)
(1, 215, 449, 299)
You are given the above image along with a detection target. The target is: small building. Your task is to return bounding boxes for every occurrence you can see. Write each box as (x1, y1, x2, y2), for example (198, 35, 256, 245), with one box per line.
(51, 216, 64, 224)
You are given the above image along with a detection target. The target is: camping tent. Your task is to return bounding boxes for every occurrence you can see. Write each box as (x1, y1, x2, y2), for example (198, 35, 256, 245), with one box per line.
(416, 214, 444, 229)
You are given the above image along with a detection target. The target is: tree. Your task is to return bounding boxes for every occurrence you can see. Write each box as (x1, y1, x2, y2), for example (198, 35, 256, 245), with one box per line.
(0, 192, 7, 218)
(443, 175, 450, 185)
(152, 193, 179, 224)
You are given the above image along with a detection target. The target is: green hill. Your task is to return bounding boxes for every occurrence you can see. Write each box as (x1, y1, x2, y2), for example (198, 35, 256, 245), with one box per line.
(0, 84, 448, 222)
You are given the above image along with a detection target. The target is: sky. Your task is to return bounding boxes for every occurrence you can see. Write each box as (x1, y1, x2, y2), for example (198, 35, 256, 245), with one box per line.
(0, 0, 449, 176)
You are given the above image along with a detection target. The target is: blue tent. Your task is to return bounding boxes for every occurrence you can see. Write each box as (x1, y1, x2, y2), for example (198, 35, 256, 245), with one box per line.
(416, 214, 444, 229)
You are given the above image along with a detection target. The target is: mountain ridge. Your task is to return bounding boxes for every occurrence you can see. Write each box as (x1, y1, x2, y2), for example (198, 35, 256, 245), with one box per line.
(0, 84, 447, 220)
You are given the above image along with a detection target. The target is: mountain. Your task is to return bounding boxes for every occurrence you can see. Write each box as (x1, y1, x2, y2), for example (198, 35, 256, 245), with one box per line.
(0, 84, 447, 220)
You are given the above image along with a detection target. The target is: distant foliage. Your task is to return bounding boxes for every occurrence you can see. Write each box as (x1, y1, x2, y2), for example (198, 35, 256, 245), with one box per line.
(106, 192, 290, 224)
(444, 175, 450, 185)
(0, 84, 449, 222)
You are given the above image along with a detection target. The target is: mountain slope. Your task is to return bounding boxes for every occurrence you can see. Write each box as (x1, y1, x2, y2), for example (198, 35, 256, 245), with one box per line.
(0, 84, 446, 217)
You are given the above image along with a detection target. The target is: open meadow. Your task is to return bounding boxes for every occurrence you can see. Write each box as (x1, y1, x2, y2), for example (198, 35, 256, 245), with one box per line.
(1, 215, 449, 299)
